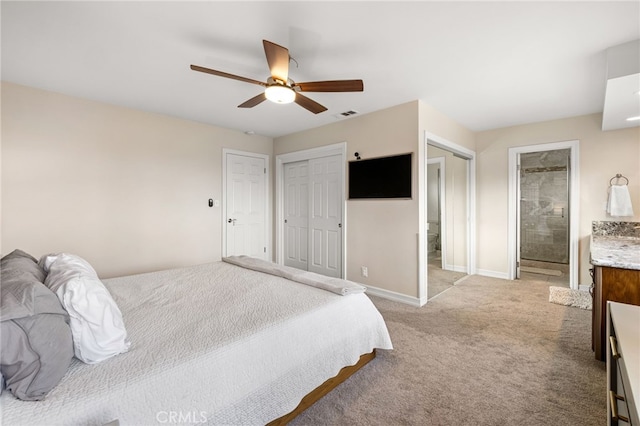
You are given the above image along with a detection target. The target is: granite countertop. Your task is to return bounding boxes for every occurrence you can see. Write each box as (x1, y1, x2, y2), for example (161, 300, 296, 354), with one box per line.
(590, 235, 640, 270)
(590, 221, 640, 270)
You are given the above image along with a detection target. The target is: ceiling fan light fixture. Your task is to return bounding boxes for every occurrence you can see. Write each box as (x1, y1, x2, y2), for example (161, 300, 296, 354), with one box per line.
(191, 39, 363, 114)
(265, 84, 296, 104)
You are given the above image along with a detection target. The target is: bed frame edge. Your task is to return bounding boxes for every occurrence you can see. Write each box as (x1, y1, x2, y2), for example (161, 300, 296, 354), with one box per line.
(266, 350, 377, 426)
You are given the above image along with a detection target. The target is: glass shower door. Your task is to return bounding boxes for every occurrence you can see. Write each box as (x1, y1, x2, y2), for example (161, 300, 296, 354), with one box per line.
(519, 149, 570, 265)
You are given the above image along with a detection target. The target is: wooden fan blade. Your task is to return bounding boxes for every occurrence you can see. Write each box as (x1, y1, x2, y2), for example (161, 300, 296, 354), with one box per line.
(294, 93, 327, 114)
(238, 93, 267, 108)
(295, 80, 364, 92)
(263, 40, 289, 83)
(190, 65, 266, 87)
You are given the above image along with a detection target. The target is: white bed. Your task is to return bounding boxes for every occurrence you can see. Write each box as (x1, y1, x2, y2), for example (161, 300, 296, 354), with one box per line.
(0, 259, 393, 425)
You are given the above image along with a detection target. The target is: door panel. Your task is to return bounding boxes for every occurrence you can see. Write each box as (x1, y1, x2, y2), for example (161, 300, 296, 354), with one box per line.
(283, 161, 309, 270)
(226, 153, 267, 259)
(327, 229, 340, 270)
(308, 155, 342, 277)
(311, 228, 323, 268)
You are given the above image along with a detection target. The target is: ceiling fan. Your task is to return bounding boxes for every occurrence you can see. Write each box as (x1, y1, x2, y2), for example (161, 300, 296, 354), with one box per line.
(190, 40, 364, 114)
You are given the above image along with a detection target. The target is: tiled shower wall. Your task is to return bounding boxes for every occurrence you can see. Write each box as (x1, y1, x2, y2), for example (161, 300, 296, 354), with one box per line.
(520, 149, 570, 264)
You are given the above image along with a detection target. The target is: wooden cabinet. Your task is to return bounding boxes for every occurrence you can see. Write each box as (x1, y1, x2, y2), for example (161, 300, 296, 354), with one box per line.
(607, 302, 639, 425)
(592, 266, 640, 361)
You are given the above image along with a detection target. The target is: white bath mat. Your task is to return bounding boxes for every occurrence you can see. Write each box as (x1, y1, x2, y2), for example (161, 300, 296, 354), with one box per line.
(549, 286, 592, 310)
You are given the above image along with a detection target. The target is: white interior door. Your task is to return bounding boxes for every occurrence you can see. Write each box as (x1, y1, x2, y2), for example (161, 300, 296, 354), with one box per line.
(283, 161, 309, 270)
(225, 152, 267, 259)
(308, 155, 342, 277)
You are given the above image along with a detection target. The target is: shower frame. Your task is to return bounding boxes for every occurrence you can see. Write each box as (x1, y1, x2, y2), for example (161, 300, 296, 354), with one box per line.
(507, 140, 580, 289)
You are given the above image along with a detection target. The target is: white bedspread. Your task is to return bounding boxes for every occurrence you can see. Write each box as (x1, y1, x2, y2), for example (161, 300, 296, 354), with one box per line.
(0, 261, 392, 425)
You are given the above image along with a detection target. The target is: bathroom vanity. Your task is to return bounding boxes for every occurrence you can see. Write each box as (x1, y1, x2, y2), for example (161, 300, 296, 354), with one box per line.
(590, 221, 640, 362)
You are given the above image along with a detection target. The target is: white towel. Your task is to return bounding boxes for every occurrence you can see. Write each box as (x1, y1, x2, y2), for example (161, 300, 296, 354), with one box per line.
(607, 184, 634, 217)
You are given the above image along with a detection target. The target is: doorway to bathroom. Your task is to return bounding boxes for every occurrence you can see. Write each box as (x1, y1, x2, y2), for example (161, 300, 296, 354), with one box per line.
(427, 157, 464, 298)
(508, 140, 580, 289)
(424, 136, 475, 302)
(519, 148, 570, 284)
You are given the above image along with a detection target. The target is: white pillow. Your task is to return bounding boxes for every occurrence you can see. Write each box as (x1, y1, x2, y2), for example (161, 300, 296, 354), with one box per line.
(41, 253, 130, 364)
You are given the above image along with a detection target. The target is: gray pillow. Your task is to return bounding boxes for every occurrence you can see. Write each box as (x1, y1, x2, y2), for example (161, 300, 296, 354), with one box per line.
(0, 250, 74, 401)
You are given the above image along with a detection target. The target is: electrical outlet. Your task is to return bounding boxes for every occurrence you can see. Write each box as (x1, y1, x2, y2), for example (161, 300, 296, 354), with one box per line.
(361, 266, 368, 277)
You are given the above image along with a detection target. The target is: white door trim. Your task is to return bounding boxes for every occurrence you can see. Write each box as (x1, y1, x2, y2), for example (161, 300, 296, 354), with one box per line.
(420, 131, 477, 305)
(275, 142, 347, 277)
(507, 140, 580, 289)
(222, 149, 271, 260)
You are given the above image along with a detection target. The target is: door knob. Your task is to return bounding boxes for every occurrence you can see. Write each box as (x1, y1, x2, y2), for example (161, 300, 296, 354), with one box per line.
(227, 218, 236, 224)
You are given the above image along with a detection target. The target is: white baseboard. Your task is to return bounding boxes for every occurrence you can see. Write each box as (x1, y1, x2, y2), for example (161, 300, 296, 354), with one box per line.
(366, 274, 587, 306)
(365, 285, 425, 307)
(444, 264, 467, 273)
(476, 269, 590, 291)
(476, 269, 510, 280)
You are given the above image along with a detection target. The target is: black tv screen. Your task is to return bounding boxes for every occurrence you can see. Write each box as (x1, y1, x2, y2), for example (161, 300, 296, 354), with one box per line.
(349, 153, 412, 199)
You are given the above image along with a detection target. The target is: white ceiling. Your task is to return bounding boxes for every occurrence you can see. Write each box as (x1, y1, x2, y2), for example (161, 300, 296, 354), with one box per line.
(2, 1, 639, 138)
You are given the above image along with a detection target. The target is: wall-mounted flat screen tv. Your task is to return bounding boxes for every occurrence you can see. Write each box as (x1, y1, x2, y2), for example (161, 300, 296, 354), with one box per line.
(349, 153, 412, 199)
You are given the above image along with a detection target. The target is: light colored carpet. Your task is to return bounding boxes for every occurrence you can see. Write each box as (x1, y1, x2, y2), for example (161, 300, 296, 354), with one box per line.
(549, 286, 592, 310)
(428, 267, 466, 300)
(427, 251, 466, 300)
(290, 274, 606, 426)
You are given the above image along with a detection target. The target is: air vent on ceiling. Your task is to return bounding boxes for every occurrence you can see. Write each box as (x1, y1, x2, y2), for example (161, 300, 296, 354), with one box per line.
(333, 110, 360, 119)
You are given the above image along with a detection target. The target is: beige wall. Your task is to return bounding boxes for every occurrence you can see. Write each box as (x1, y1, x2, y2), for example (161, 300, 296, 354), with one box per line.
(1, 82, 273, 278)
(419, 101, 476, 153)
(476, 113, 640, 285)
(275, 101, 420, 297)
(275, 100, 475, 301)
